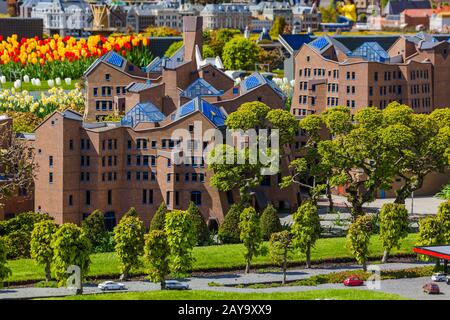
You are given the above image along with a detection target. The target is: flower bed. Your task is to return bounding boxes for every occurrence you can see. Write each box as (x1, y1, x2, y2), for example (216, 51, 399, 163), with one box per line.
(0, 34, 152, 81)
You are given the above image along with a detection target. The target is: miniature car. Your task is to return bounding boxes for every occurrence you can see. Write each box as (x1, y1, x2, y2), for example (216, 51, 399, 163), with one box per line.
(98, 281, 126, 291)
(423, 283, 440, 294)
(343, 276, 364, 287)
(431, 273, 447, 282)
(165, 280, 190, 290)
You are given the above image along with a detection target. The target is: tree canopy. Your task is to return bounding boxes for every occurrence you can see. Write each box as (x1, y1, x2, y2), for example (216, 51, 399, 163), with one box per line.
(222, 37, 261, 70)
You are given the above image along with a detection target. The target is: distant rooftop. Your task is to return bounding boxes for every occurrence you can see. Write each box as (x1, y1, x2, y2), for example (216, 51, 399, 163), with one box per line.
(121, 102, 165, 127)
(172, 97, 227, 127)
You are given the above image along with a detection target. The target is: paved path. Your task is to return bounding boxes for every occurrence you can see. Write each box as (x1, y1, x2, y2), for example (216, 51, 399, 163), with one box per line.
(0, 262, 436, 300)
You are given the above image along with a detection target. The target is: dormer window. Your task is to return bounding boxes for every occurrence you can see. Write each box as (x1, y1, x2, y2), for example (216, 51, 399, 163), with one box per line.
(105, 74, 110, 81)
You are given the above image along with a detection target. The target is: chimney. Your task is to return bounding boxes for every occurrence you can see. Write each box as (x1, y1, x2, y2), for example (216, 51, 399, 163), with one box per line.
(183, 16, 203, 66)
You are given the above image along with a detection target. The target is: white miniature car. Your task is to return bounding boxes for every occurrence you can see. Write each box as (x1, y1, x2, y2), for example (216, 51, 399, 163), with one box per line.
(165, 280, 189, 290)
(98, 281, 126, 291)
(431, 273, 447, 282)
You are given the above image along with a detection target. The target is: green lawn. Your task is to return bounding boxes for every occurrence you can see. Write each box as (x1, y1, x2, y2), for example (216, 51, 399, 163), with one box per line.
(5, 233, 418, 283)
(47, 289, 406, 300)
(0, 80, 79, 92)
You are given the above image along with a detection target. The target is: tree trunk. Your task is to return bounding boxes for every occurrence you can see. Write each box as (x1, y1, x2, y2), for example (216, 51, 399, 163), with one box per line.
(45, 262, 51, 283)
(245, 260, 250, 274)
(306, 244, 311, 269)
(350, 201, 364, 221)
(326, 184, 334, 213)
(382, 249, 389, 263)
(282, 254, 287, 285)
(120, 269, 129, 281)
(394, 185, 411, 205)
(161, 280, 166, 290)
(362, 261, 367, 272)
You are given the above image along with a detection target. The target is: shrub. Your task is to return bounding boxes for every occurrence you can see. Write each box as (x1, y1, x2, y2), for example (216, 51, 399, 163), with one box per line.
(187, 202, 209, 245)
(93, 231, 115, 253)
(144, 230, 170, 289)
(379, 203, 409, 263)
(0, 211, 51, 236)
(5, 230, 31, 259)
(0, 236, 11, 284)
(239, 207, 263, 273)
(260, 204, 282, 240)
(347, 215, 373, 271)
(437, 200, 450, 243)
(30, 220, 58, 282)
(51, 223, 91, 286)
(81, 209, 106, 249)
(150, 202, 168, 231)
(114, 210, 145, 280)
(218, 204, 243, 244)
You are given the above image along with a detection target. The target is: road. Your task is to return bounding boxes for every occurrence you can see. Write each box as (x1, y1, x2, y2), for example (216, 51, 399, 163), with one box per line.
(1, 262, 444, 300)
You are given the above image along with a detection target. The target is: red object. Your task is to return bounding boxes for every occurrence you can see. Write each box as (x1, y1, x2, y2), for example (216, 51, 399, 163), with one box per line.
(423, 283, 440, 294)
(413, 246, 450, 261)
(343, 276, 364, 287)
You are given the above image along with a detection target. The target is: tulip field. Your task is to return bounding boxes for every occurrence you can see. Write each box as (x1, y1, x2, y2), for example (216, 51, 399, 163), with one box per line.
(0, 34, 152, 81)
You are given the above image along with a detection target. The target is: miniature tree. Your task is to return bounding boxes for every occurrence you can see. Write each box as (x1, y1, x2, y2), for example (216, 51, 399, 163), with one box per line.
(218, 204, 243, 244)
(30, 220, 58, 282)
(81, 209, 106, 249)
(187, 202, 209, 245)
(417, 216, 444, 266)
(239, 207, 264, 274)
(437, 200, 450, 243)
(269, 230, 292, 284)
(0, 237, 11, 287)
(291, 201, 321, 268)
(150, 202, 168, 231)
(379, 203, 409, 263)
(51, 223, 91, 286)
(114, 210, 145, 280)
(144, 230, 170, 290)
(347, 215, 373, 271)
(260, 204, 282, 241)
(165, 210, 197, 276)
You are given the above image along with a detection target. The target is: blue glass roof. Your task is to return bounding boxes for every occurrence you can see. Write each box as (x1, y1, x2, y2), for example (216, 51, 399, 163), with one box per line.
(120, 102, 165, 127)
(107, 52, 124, 68)
(172, 97, 227, 127)
(279, 34, 313, 52)
(181, 78, 223, 99)
(310, 36, 330, 51)
(244, 75, 262, 91)
(352, 42, 390, 62)
(240, 72, 285, 99)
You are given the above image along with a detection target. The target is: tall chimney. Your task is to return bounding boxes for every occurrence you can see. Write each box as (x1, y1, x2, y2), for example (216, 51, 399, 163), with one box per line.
(183, 16, 203, 66)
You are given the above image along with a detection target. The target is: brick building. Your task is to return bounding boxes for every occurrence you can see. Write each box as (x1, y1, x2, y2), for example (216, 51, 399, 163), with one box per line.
(34, 16, 297, 227)
(291, 33, 450, 117)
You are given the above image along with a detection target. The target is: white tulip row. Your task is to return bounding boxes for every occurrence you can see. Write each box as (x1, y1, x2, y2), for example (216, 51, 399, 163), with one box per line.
(0, 76, 72, 88)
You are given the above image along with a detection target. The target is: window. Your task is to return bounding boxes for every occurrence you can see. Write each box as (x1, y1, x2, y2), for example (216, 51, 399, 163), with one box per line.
(226, 190, 234, 204)
(136, 171, 141, 180)
(93, 88, 98, 96)
(191, 191, 201, 206)
(151, 156, 156, 167)
(136, 155, 141, 166)
(175, 191, 179, 206)
(69, 139, 73, 150)
(151, 140, 157, 149)
(69, 195, 73, 206)
(199, 173, 205, 182)
(142, 189, 147, 204)
(127, 140, 132, 149)
(185, 173, 189, 181)
(107, 190, 112, 205)
(374, 72, 378, 82)
(105, 74, 110, 81)
(127, 155, 131, 166)
(127, 171, 131, 180)
(166, 191, 170, 206)
(167, 173, 171, 182)
(86, 190, 91, 205)
(49, 156, 53, 167)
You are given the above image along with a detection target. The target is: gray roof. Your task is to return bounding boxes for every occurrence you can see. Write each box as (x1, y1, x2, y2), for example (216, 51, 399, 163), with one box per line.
(126, 82, 153, 93)
(202, 3, 250, 13)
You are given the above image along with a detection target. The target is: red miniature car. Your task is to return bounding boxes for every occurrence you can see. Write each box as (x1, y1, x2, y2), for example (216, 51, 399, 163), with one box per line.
(343, 276, 364, 286)
(423, 283, 440, 294)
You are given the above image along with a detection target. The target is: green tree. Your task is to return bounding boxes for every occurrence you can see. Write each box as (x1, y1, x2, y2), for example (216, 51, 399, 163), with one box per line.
(239, 207, 263, 273)
(260, 204, 282, 240)
(81, 209, 106, 249)
(291, 201, 321, 268)
(164, 41, 183, 57)
(165, 210, 197, 276)
(144, 26, 181, 37)
(347, 215, 373, 271)
(144, 230, 170, 290)
(209, 102, 298, 207)
(319, 2, 338, 23)
(218, 204, 243, 244)
(150, 202, 169, 231)
(269, 16, 286, 38)
(207, 28, 241, 57)
(113, 210, 145, 280)
(222, 37, 261, 70)
(436, 200, 450, 243)
(30, 220, 58, 282)
(0, 236, 11, 286)
(268, 230, 292, 284)
(417, 216, 444, 264)
(51, 223, 91, 286)
(390, 106, 450, 204)
(187, 202, 209, 245)
(379, 203, 409, 263)
(202, 44, 215, 58)
(5, 230, 30, 259)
